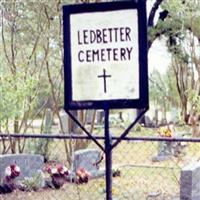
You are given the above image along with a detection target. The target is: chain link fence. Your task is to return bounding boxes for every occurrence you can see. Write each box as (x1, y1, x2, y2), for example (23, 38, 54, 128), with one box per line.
(0, 130, 200, 200)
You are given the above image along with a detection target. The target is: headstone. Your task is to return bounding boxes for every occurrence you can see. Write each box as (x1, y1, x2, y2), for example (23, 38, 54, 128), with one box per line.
(122, 110, 137, 123)
(71, 149, 105, 178)
(59, 109, 69, 133)
(96, 110, 104, 125)
(144, 115, 152, 127)
(180, 162, 200, 200)
(110, 113, 121, 125)
(44, 108, 53, 133)
(152, 141, 173, 162)
(173, 141, 188, 157)
(85, 110, 95, 124)
(0, 154, 44, 182)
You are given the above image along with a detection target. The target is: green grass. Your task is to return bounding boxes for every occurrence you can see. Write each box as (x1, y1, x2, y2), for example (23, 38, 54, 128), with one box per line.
(1, 125, 200, 200)
(2, 167, 180, 200)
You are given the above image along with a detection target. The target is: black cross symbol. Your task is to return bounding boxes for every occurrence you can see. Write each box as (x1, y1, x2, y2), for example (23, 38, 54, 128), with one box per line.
(97, 68, 112, 93)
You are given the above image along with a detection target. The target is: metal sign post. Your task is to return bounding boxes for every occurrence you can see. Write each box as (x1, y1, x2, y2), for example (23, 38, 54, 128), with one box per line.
(63, 1, 148, 199)
(104, 109, 112, 200)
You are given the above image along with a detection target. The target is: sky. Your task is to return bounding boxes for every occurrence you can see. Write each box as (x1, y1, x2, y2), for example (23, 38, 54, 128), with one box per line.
(148, 38, 171, 74)
(147, 0, 171, 75)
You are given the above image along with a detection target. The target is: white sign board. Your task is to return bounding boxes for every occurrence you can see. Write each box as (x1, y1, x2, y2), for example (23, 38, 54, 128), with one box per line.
(70, 10, 139, 101)
(63, 1, 148, 109)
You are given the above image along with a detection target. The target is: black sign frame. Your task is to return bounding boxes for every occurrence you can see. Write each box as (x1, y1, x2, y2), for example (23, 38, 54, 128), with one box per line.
(63, 1, 148, 110)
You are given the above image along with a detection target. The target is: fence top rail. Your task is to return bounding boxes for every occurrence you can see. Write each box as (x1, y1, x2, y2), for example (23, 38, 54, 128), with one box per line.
(0, 133, 198, 142)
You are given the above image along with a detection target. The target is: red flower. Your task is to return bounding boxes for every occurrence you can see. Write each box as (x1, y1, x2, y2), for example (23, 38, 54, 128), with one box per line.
(5, 164, 20, 179)
(57, 165, 69, 176)
(47, 164, 69, 189)
(47, 165, 69, 177)
(76, 168, 90, 184)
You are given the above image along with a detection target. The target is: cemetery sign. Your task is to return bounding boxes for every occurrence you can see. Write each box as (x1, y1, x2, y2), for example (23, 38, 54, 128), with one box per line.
(63, 1, 148, 110)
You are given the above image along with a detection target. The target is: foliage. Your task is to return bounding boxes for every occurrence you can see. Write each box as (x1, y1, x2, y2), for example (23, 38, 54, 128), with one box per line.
(20, 171, 44, 191)
(25, 137, 53, 162)
(149, 68, 179, 111)
(0, 0, 102, 158)
(134, 124, 142, 132)
(188, 89, 200, 113)
(112, 168, 121, 177)
(0, 0, 67, 131)
(149, 0, 200, 122)
(0, 72, 38, 127)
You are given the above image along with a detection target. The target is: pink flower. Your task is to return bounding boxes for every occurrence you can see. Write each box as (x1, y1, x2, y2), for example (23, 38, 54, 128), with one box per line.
(47, 164, 69, 189)
(5, 166, 12, 177)
(76, 168, 90, 184)
(47, 165, 69, 177)
(5, 164, 20, 178)
(57, 165, 69, 175)
(51, 168, 58, 175)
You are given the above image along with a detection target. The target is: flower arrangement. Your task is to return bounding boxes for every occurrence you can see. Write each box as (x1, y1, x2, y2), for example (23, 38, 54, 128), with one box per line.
(47, 164, 69, 177)
(158, 124, 174, 137)
(5, 164, 21, 179)
(75, 167, 90, 184)
(47, 164, 69, 189)
(0, 164, 21, 194)
(112, 168, 121, 177)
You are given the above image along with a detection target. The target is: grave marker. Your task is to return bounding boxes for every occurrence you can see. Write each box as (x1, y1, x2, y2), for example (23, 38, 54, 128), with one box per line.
(96, 110, 104, 125)
(44, 108, 53, 133)
(152, 141, 173, 162)
(180, 162, 200, 200)
(59, 109, 69, 133)
(0, 154, 44, 181)
(85, 110, 95, 125)
(71, 149, 105, 178)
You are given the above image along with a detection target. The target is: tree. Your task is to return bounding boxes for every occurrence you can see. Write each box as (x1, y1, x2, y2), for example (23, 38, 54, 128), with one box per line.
(149, 66, 180, 124)
(0, 0, 73, 153)
(1, 1, 48, 153)
(0, 0, 100, 162)
(148, 0, 200, 123)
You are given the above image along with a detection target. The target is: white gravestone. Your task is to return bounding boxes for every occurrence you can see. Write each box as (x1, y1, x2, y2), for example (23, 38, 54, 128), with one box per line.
(59, 109, 69, 134)
(44, 108, 53, 132)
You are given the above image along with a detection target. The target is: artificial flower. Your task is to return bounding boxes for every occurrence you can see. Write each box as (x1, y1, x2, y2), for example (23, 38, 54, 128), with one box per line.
(76, 168, 90, 184)
(158, 125, 174, 137)
(5, 164, 20, 178)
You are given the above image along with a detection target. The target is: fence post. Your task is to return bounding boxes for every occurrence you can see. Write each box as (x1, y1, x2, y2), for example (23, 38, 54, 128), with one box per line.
(104, 109, 112, 200)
